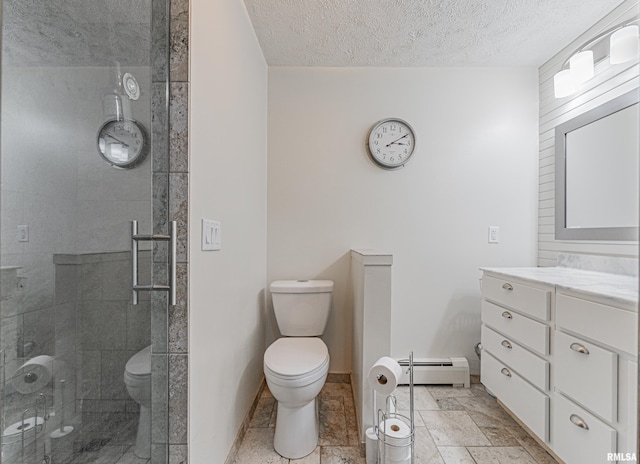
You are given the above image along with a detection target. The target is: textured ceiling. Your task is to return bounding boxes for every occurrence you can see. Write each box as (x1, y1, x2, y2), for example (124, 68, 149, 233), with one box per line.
(243, 0, 627, 67)
(3, 0, 151, 67)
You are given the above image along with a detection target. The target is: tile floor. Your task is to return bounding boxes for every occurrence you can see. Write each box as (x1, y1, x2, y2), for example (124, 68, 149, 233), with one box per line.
(233, 377, 559, 464)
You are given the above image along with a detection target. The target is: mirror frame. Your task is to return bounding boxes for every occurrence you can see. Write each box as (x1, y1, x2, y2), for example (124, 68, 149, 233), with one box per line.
(555, 89, 640, 241)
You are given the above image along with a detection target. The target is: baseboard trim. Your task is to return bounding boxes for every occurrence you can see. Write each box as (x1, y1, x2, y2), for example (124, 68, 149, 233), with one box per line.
(224, 376, 267, 464)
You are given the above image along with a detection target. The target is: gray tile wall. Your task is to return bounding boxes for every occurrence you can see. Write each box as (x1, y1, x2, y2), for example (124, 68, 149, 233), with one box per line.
(151, 0, 189, 461)
(53, 251, 151, 415)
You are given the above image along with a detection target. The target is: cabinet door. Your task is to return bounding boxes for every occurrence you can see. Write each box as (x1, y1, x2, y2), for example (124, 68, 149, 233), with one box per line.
(552, 393, 616, 464)
(555, 331, 617, 423)
(481, 351, 549, 442)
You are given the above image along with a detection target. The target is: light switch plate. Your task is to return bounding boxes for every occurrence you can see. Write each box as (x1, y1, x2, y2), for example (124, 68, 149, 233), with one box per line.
(17, 225, 29, 242)
(488, 226, 500, 244)
(202, 219, 221, 251)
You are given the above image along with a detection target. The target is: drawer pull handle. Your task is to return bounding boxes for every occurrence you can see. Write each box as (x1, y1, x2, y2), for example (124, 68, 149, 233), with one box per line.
(570, 343, 590, 355)
(500, 367, 512, 377)
(570, 414, 589, 430)
(502, 283, 514, 291)
(501, 311, 513, 320)
(501, 340, 512, 349)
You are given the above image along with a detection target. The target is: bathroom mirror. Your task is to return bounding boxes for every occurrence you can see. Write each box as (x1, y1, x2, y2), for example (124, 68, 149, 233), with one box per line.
(555, 89, 639, 241)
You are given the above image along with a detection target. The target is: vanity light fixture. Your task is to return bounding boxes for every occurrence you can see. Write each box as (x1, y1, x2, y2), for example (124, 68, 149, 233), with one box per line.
(610, 25, 639, 64)
(553, 20, 639, 99)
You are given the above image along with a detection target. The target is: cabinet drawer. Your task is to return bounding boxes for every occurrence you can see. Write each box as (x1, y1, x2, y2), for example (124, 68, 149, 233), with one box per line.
(552, 393, 616, 464)
(481, 351, 549, 442)
(554, 331, 617, 423)
(481, 325, 549, 391)
(482, 275, 550, 321)
(556, 293, 637, 355)
(482, 300, 549, 356)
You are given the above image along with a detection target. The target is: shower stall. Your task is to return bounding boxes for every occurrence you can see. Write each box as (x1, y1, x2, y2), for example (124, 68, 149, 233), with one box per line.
(0, 0, 172, 462)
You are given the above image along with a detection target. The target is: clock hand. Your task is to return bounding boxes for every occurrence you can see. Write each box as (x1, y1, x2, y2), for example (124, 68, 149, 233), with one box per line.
(386, 133, 409, 147)
(105, 134, 130, 147)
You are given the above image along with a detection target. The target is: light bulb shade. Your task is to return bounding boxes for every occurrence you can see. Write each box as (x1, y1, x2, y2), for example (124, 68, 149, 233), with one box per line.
(569, 51, 594, 83)
(610, 25, 639, 64)
(554, 69, 576, 98)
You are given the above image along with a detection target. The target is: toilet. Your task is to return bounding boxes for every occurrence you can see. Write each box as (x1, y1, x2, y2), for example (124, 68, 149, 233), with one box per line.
(124, 345, 151, 459)
(264, 279, 333, 459)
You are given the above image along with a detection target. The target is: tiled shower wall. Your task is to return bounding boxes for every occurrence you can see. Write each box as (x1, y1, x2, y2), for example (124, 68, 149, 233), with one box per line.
(54, 252, 151, 414)
(151, 0, 189, 462)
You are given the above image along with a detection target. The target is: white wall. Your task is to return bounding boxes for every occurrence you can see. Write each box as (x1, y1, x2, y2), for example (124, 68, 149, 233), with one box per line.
(189, 0, 267, 462)
(537, 0, 639, 266)
(267, 67, 539, 373)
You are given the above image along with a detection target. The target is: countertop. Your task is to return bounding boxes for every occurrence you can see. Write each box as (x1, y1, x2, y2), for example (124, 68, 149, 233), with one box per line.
(480, 266, 639, 306)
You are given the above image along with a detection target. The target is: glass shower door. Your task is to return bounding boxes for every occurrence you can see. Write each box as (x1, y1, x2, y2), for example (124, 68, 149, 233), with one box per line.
(0, 0, 169, 462)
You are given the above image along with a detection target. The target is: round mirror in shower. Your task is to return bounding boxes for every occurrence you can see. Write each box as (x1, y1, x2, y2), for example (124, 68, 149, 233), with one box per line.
(96, 119, 148, 169)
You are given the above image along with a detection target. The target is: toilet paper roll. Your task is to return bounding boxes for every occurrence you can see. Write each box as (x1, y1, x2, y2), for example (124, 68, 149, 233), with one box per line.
(379, 418, 412, 462)
(367, 356, 403, 395)
(365, 427, 378, 464)
(12, 355, 54, 394)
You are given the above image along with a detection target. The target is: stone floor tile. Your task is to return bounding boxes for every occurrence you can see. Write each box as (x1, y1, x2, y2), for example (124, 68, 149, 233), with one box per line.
(506, 426, 558, 463)
(290, 447, 320, 464)
(319, 396, 349, 446)
(438, 446, 476, 464)
(233, 428, 288, 464)
(456, 395, 519, 428)
(426, 385, 475, 398)
(435, 398, 464, 411)
(467, 446, 538, 464)
(479, 426, 521, 446)
(320, 446, 365, 464)
(320, 382, 352, 398)
(249, 396, 276, 428)
(261, 385, 273, 398)
(236, 380, 558, 464)
(395, 386, 439, 410)
(419, 411, 492, 446)
(414, 426, 445, 463)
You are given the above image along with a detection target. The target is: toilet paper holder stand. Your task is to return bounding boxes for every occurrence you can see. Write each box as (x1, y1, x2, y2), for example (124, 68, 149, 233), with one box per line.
(373, 352, 415, 464)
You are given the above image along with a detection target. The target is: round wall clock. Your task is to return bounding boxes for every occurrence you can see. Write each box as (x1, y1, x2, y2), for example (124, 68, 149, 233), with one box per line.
(97, 119, 148, 169)
(367, 118, 416, 170)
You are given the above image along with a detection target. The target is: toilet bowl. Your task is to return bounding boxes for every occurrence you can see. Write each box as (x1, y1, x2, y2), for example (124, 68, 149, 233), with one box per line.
(124, 345, 151, 459)
(264, 337, 329, 459)
(265, 279, 333, 458)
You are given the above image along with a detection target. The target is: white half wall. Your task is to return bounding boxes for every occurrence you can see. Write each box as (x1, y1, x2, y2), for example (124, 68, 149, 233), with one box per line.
(267, 67, 539, 373)
(189, 0, 267, 462)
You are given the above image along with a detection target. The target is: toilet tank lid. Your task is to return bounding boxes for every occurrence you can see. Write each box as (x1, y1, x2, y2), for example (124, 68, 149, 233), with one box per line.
(270, 280, 334, 294)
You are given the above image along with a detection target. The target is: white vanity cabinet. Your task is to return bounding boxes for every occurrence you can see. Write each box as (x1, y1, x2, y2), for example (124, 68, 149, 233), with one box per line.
(480, 268, 638, 464)
(553, 290, 637, 464)
(480, 274, 552, 442)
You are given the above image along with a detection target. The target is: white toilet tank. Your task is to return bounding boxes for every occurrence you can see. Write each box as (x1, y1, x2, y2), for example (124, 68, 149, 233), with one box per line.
(271, 280, 333, 336)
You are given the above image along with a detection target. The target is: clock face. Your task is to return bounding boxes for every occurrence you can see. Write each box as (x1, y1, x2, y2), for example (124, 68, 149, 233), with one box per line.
(97, 119, 148, 169)
(367, 119, 416, 169)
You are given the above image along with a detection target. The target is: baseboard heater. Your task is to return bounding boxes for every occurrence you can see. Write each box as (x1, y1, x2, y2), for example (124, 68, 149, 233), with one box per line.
(396, 357, 470, 388)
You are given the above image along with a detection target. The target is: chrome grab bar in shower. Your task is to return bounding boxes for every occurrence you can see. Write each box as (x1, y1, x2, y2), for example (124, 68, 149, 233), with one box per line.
(131, 220, 177, 306)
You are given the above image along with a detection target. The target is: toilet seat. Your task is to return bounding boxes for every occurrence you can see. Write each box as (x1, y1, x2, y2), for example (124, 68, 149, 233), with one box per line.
(264, 338, 329, 387)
